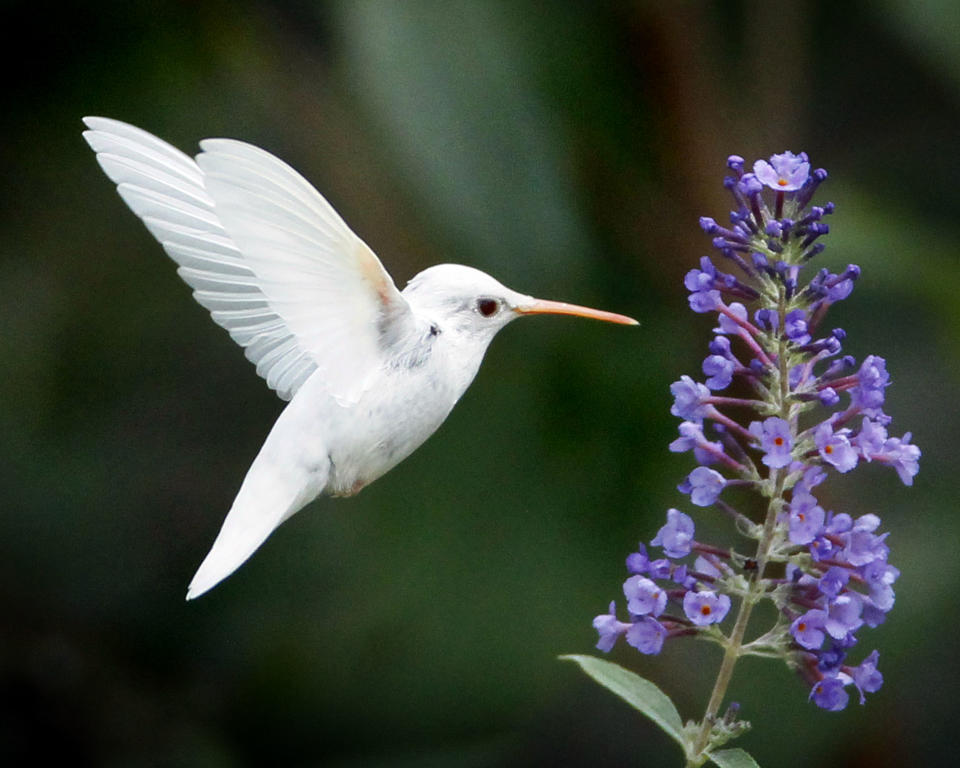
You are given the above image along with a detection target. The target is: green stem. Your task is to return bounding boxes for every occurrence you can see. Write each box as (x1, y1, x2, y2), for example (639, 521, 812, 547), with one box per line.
(687, 476, 783, 764)
(686, 288, 792, 766)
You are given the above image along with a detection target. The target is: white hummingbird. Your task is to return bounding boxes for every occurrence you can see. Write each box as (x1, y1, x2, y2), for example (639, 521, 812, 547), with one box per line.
(82, 116, 638, 600)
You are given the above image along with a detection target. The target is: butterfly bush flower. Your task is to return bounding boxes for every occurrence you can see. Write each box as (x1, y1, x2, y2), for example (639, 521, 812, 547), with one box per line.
(592, 151, 919, 720)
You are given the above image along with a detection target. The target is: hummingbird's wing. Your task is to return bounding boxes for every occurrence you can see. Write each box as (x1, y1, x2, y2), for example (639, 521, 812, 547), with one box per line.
(82, 117, 413, 404)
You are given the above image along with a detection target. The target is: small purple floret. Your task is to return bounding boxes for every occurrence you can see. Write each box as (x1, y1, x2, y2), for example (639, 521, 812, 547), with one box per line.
(680, 466, 726, 507)
(750, 417, 793, 468)
(850, 650, 883, 704)
(670, 376, 711, 421)
(784, 309, 811, 344)
(814, 423, 859, 473)
(811, 674, 850, 711)
(623, 575, 668, 617)
(862, 560, 899, 611)
(818, 567, 849, 599)
(714, 302, 748, 335)
(791, 609, 827, 649)
(625, 543, 650, 574)
(880, 433, 921, 485)
(683, 590, 731, 626)
(593, 601, 631, 652)
(753, 151, 811, 191)
(819, 387, 840, 407)
(669, 421, 725, 466)
(824, 594, 864, 641)
(651, 509, 695, 559)
(754, 308, 778, 331)
(625, 617, 668, 655)
(703, 354, 734, 390)
(787, 491, 825, 545)
(647, 558, 672, 580)
(852, 355, 890, 415)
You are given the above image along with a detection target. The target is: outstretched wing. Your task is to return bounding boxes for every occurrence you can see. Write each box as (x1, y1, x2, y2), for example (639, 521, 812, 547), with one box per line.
(82, 116, 413, 403)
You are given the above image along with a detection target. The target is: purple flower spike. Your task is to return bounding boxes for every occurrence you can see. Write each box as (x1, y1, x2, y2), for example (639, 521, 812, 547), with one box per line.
(753, 151, 811, 191)
(652, 509, 695, 558)
(591, 150, 913, 715)
(750, 417, 793, 468)
(683, 590, 731, 626)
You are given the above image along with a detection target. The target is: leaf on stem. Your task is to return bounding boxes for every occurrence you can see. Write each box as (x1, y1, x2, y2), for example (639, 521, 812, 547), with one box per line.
(709, 747, 761, 768)
(559, 654, 683, 745)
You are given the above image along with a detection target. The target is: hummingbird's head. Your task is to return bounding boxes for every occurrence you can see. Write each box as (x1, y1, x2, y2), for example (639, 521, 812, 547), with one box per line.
(402, 264, 637, 348)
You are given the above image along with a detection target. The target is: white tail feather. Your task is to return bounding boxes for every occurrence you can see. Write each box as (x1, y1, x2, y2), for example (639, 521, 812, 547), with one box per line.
(186, 411, 329, 600)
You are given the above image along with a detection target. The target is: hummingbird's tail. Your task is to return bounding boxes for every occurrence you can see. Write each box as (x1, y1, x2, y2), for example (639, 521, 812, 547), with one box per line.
(185, 413, 328, 600)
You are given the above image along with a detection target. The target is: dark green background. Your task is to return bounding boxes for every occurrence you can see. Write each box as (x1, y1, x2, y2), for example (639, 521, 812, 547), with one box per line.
(2, 1, 956, 765)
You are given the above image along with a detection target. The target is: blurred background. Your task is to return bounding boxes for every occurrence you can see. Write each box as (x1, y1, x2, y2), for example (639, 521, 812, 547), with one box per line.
(2, 1, 957, 765)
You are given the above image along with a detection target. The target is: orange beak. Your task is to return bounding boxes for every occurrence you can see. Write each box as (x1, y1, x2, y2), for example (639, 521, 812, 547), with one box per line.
(514, 298, 638, 326)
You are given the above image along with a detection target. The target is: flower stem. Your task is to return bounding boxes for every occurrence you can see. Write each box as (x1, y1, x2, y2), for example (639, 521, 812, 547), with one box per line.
(688, 476, 783, 764)
(687, 288, 792, 765)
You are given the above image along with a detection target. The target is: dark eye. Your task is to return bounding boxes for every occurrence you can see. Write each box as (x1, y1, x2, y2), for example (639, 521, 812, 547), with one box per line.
(476, 298, 500, 317)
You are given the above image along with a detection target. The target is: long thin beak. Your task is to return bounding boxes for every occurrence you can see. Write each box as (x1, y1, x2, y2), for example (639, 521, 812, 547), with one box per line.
(514, 298, 638, 325)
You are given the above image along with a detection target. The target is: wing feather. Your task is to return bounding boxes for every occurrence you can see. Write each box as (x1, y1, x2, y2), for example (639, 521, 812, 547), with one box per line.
(194, 138, 412, 402)
(82, 116, 413, 402)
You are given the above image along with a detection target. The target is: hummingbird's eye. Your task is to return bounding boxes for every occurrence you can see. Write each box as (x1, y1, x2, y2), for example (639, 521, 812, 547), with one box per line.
(476, 298, 500, 317)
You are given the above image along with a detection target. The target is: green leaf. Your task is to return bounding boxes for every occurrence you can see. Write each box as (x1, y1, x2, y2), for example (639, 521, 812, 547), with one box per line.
(709, 747, 761, 768)
(559, 654, 684, 744)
